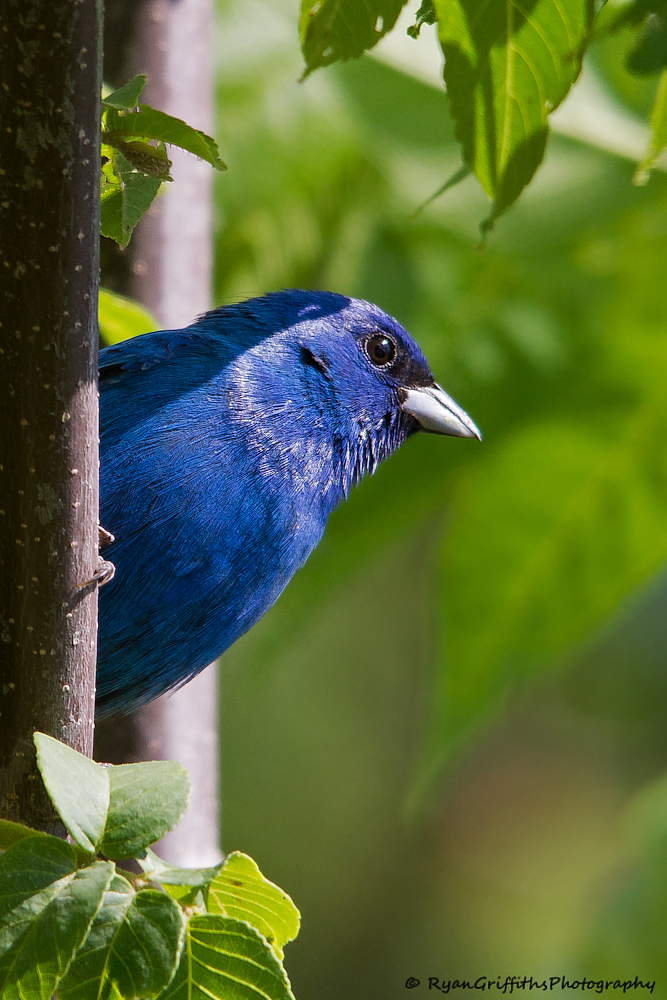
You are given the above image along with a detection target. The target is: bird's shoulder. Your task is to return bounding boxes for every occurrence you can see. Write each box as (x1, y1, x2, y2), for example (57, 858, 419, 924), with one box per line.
(99, 327, 215, 380)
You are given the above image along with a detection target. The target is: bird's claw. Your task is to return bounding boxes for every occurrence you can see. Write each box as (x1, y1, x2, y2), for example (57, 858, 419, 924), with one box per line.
(78, 557, 116, 589)
(99, 525, 115, 548)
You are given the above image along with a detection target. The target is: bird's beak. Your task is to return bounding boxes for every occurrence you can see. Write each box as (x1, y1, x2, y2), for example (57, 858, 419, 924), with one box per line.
(401, 383, 482, 440)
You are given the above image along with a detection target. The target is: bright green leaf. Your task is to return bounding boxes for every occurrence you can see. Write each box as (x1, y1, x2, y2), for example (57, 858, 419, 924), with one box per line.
(634, 69, 667, 184)
(57, 876, 185, 1000)
(100, 761, 191, 860)
(208, 853, 300, 961)
(104, 105, 226, 171)
(0, 820, 46, 852)
(34, 733, 110, 854)
(102, 75, 147, 111)
(299, 0, 408, 77)
(424, 398, 667, 783)
(157, 915, 295, 1000)
(434, 0, 594, 230)
(99, 288, 159, 345)
(0, 858, 113, 1000)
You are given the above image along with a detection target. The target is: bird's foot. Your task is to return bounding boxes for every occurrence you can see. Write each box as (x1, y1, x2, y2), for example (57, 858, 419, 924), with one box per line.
(78, 557, 116, 589)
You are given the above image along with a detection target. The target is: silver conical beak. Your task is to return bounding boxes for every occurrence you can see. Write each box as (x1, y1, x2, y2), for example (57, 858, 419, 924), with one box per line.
(402, 383, 482, 440)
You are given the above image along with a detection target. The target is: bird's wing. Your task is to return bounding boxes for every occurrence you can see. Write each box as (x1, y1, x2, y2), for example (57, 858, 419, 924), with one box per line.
(99, 329, 205, 380)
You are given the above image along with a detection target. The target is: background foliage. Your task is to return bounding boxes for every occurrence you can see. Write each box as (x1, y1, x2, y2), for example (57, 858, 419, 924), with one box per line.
(99, 0, 667, 997)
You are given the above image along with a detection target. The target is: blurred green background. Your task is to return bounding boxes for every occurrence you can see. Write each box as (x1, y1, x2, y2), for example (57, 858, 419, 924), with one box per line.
(103, 1, 667, 995)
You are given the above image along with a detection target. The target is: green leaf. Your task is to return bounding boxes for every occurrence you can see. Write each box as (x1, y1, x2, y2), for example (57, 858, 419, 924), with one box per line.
(104, 105, 226, 171)
(0, 856, 113, 1000)
(208, 853, 300, 962)
(101, 148, 161, 249)
(100, 761, 191, 860)
(102, 75, 147, 110)
(34, 733, 110, 854)
(424, 395, 667, 783)
(299, 0, 409, 77)
(634, 68, 667, 184)
(0, 836, 77, 922)
(434, 0, 594, 230)
(99, 288, 159, 345)
(407, 0, 437, 38)
(0, 820, 46, 852)
(626, 4, 667, 74)
(100, 188, 127, 247)
(57, 876, 185, 1000)
(137, 848, 222, 888)
(157, 915, 295, 1000)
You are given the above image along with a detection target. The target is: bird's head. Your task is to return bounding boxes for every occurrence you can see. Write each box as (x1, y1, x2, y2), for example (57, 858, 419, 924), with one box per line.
(207, 290, 480, 496)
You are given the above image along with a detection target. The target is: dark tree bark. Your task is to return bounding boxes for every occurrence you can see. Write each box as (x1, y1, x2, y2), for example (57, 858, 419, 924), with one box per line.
(94, 0, 222, 867)
(0, 0, 102, 827)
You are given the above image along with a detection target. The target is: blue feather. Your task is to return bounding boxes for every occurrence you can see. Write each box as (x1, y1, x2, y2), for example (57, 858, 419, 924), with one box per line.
(97, 290, 477, 715)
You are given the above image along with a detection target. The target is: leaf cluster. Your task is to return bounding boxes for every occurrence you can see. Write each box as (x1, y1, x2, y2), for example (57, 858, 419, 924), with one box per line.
(298, 0, 667, 230)
(0, 735, 299, 1000)
(101, 76, 226, 248)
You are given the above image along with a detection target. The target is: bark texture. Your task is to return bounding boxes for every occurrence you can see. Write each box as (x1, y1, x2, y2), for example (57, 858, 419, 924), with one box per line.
(0, 0, 102, 826)
(94, 0, 222, 867)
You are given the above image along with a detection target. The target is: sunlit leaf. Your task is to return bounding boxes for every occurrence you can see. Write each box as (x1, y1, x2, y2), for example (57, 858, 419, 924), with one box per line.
(434, 0, 594, 229)
(208, 853, 300, 961)
(99, 288, 159, 345)
(57, 876, 185, 1000)
(34, 733, 110, 855)
(100, 761, 191, 860)
(0, 854, 112, 1000)
(299, 0, 408, 77)
(157, 915, 295, 1000)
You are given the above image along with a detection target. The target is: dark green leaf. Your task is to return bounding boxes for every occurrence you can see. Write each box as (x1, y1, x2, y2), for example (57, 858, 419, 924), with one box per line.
(104, 135, 173, 179)
(100, 188, 127, 247)
(0, 820, 46, 852)
(98, 288, 159, 345)
(101, 148, 161, 249)
(407, 0, 437, 38)
(299, 0, 408, 77)
(208, 853, 300, 961)
(104, 105, 226, 170)
(57, 877, 185, 1000)
(626, 8, 667, 74)
(102, 75, 147, 110)
(157, 915, 295, 1000)
(0, 859, 113, 1000)
(34, 733, 110, 854)
(100, 761, 191, 860)
(434, 0, 594, 229)
(0, 836, 76, 922)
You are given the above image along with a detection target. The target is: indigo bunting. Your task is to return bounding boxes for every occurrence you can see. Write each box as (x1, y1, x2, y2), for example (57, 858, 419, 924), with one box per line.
(97, 290, 480, 716)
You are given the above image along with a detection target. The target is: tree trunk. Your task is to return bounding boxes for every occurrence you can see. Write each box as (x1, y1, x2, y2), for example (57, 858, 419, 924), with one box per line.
(94, 0, 222, 867)
(0, 0, 102, 827)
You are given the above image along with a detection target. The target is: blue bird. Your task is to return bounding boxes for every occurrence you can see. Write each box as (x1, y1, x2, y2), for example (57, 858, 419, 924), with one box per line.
(97, 290, 480, 716)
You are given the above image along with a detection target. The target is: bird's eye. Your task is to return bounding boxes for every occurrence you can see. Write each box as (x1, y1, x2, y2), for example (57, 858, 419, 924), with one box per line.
(365, 334, 396, 368)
